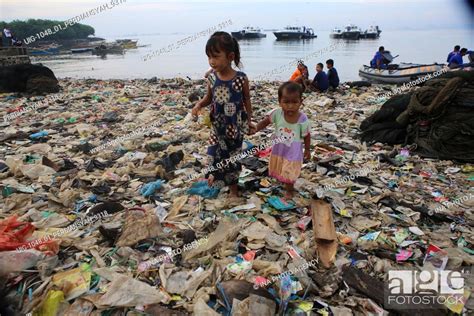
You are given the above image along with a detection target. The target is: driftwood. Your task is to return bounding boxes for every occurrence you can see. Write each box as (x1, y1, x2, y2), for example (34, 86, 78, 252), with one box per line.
(311, 199, 338, 268)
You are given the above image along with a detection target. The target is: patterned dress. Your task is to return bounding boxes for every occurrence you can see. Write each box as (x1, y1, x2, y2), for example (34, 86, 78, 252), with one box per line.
(268, 108, 311, 184)
(207, 70, 249, 188)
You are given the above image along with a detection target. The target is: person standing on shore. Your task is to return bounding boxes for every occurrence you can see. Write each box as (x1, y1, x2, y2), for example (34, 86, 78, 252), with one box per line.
(3, 26, 12, 47)
(192, 32, 252, 197)
(250, 82, 311, 199)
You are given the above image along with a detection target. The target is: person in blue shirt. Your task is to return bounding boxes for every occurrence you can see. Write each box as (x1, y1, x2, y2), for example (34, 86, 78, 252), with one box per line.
(310, 63, 329, 92)
(447, 45, 460, 63)
(326, 59, 340, 90)
(448, 48, 470, 68)
(370, 46, 387, 69)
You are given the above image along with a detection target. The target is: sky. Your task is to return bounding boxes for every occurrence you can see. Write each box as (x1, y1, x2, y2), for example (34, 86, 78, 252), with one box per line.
(1, 0, 473, 37)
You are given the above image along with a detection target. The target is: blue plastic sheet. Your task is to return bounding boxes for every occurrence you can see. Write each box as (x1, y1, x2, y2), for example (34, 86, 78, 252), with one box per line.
(187, 180, 220, 198)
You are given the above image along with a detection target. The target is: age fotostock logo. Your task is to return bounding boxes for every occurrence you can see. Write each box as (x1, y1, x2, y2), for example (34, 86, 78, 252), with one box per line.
(385, 270, 466, 310)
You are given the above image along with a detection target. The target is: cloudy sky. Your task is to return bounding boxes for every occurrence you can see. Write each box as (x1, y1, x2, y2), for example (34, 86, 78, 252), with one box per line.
(1, 0, 473, 37)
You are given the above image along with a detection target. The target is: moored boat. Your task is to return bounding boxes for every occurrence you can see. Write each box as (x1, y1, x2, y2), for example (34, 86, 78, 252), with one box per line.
(342, 24, 361, 40)
(361, 25, 381, 39)
(71, 47, 93, 54)
(273, 26, 317, 40)
(359, 63, 445, 84)
(28, 45, 60, 56)
(329, 27, 343, 39)
(231, 26, 266, 39)
(116, 39, 138, 49)
(92, 43, 124, 55)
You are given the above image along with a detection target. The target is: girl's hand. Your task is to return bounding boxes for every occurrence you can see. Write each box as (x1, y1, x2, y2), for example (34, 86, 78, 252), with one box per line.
(304, 149, 311, 161)
(192, 103, 201, 117)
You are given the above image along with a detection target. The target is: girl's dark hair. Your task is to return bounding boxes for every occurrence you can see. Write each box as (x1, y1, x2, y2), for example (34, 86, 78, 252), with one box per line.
(205, 32, 241, 68)
(278, 81, 303, 101)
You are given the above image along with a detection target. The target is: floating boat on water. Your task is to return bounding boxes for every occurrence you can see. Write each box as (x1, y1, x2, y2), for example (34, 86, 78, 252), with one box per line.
(231, 26, 266, 39)
(92, 43, 124, 55)
(359, 63, 445, 84)
(342, 24, 362, 40)
(71, 47, 93, 54)
(116, 39, 138, 49)
(273, 26, 317, 40)
(329, 27, 343, 39)
(360, 25, 382, 39)
(28, 46, 60, 56)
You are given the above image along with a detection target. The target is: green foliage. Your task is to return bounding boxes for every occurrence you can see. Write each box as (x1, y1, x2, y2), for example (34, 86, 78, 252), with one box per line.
(1, 19, 95, 41)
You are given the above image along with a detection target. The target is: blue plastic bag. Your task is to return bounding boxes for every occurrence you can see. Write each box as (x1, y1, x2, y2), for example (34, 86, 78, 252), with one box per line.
(140, 180, 164, 197)
(187, 180, 220, 199)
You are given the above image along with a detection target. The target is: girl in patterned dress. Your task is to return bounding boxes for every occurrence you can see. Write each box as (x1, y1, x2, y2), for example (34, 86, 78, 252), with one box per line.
(251, 82, 311, 198)
(192, 32, 253, 197)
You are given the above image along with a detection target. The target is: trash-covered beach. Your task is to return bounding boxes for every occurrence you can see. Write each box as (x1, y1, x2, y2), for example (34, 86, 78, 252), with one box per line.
(1, 74, 473, 315)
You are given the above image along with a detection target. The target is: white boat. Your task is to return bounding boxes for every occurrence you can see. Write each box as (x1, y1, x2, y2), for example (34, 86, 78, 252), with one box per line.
(273, 26, 317, 40)
(231, 26, 266, 39)
(361, 25, 382, 39)
(359, 63, 445, 84)
(330, 27, 343, 39)
(342, 24, 362, 40)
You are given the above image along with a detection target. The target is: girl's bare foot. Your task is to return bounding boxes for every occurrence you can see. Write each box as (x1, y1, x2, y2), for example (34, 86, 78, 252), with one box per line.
(229, 184, 239, 197)
(284, 183, 295, 199)
(207, 174, 215, 187)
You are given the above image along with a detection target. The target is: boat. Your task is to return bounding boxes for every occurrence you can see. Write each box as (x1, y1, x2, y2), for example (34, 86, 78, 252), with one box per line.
(361, 25, 382, 39)
(342, 24, 361, 40)
(359, 63, 445, 84)
(71, 47, 93, 54)
(28, 45, 60, 56)
(116, 39, 138, 49)
(231, 26, 266, 39)
(273, 26, 317, 40)
(329, 27, 343, 39)
(92, 43, 124, 55)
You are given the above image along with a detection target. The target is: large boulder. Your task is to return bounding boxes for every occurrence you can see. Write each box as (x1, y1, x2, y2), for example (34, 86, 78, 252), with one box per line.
(0, 64, 59, 94)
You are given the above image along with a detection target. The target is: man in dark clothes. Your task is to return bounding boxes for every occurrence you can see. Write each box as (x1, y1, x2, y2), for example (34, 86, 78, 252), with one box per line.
(326, 59, 340, 90)
(310, 63, 329, 92)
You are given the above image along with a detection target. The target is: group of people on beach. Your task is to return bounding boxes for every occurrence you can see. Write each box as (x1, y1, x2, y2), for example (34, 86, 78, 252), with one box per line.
(369, 45, 474, 70)
(447, 45, 473, 69)
(289, 59, 340, 92)
(192, 31, 311, 199)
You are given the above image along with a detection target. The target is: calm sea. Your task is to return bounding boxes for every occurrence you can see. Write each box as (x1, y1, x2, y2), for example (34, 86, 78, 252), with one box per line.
(34, 28, 473, 82)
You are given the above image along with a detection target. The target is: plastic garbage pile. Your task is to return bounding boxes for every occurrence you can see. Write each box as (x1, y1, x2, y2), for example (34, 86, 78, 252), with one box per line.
(0, 77, 472, 315)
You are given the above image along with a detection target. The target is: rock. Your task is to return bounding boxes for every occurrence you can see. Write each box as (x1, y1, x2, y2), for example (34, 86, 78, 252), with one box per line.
(0, 64, 59, 93)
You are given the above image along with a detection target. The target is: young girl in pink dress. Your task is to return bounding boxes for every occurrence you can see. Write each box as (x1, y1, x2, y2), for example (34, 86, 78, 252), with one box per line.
(251, 82, 311, 198)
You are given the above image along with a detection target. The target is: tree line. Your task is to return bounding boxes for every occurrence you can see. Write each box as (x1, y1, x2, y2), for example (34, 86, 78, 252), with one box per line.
(1, 19, 95, 41)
